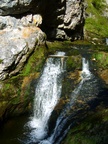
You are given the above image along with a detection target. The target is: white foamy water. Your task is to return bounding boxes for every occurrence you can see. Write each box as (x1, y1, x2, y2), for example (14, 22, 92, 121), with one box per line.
(43, 57, 92, 144)
(25, 56, 93, 144)
(27, 52, 65, 141)
(81, 58, 91, 80)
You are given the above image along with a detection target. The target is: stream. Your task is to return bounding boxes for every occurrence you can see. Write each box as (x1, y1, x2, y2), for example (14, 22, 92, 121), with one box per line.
(0, 44, 108, 144)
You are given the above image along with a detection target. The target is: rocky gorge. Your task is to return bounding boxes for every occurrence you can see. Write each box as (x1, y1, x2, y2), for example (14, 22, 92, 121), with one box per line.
(0, 0, 108, 144)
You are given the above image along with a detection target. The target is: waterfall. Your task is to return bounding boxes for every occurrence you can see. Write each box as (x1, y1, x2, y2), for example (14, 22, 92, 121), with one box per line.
(23, 56, 99, 144)
(26, 52, 65, 143)
(40, 57, 92, 144)
(81, 58, 91, 80)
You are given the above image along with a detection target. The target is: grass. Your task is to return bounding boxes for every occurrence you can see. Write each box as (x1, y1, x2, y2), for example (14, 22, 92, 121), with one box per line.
(85, 0, 108, 40)
(91, 51, 108, 69)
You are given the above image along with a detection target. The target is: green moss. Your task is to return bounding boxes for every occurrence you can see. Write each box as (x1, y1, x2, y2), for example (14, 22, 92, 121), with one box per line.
(0, 59, 3, 64)
(90, 45, 108, 52)
(21, 46, 47, 76)
(47, 41, 91, 54)
(66, 56, 82, 71)
(47, 41, 72, 54)
(0, 45, 47, 117)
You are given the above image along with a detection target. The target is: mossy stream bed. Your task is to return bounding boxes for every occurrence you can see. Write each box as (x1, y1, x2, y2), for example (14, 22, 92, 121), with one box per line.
(0, 41, 108, 144)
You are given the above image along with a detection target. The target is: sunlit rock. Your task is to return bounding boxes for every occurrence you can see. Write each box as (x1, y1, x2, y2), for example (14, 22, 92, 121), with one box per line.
(0, 14, 45, 80)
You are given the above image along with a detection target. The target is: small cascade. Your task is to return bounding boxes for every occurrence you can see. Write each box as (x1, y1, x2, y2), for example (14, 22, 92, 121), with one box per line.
(40, 57, 93, 144)
(81, 58, 91, 80)
(26, 52, 65, 143)
(23, 56, 100, 144)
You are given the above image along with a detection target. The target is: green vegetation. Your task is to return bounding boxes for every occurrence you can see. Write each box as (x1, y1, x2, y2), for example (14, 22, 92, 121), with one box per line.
(66, 56, 81, 71)
(47, 41, 72, 54)
(21, 45, 47, 76)
(85, 0, 108, 41)
(47, 41, 90, 55)
(91, 51, 108, 69)
(92, 0, 105, 11)
(0, 59, 3, 63)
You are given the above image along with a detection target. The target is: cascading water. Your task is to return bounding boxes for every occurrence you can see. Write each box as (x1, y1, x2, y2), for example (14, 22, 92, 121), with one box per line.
(22, 56, 99, 144)
(82, 58, 91, 79)
(25, 52, 65, 144)
(40, 57, 98, 144)
(0, 48, 106, 144)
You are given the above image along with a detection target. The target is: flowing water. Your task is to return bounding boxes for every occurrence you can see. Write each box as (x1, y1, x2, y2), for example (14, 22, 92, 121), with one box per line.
(23, 56, 99, 144)
(0, 51, 101, 144)
(24, 52, 65, 144)
(39, 57, 94, 144)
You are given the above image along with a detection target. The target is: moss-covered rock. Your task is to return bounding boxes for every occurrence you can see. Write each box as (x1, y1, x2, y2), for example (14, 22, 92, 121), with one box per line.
(66, 56, 82, 72)
(0, 44, 47, 125)
(90, 50, 108, 86)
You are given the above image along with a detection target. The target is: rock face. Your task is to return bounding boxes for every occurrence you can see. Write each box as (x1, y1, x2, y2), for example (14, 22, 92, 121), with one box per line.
(0, 0, 85, 40)
(0, 0, 33, 15)
(0, 0, 86, 80)
(39, 0, 85, 40)
(0, 14, 45, 80)
(0, 44, 47, 126)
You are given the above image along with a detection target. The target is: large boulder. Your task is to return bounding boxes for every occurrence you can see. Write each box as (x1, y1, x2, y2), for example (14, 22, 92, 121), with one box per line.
(0, 14, 46, 80)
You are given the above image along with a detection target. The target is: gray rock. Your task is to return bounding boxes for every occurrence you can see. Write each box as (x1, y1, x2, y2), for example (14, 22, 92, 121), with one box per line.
(40, 0, 85, 40)
(0, 0, 33, 15)
(0, 14, 45, 80)
(0, 0, 86, 40)
(0, 0, 86, 79)
(0, 14, 42, 30)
